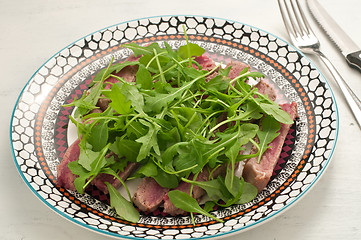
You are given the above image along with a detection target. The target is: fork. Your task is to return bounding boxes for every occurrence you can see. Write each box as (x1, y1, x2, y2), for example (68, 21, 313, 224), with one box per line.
(278, 0, 361, 129)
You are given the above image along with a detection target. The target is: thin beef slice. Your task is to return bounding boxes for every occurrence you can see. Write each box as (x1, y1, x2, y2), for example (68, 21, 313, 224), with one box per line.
(254, 80, 277, 102)
(57, 139, 136, 194)
(225, 61, 250, 79)
(132, 177, 169, 212)
(57, 139, 81, 191)
(242, 102, 298, 192)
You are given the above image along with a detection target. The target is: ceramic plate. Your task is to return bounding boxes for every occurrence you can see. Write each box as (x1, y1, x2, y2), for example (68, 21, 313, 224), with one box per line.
(10, 15, 338, 239)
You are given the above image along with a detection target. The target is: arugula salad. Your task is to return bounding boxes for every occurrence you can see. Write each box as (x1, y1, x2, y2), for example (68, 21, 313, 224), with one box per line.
(61, 34, 293, 223)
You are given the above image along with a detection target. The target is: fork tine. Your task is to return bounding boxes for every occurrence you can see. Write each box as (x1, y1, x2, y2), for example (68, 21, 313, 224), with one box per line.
(278, 0, 308, 40)
(278, 0, 299, 39)
(294, 0, 315, 35)
(290, 0, 309, 36)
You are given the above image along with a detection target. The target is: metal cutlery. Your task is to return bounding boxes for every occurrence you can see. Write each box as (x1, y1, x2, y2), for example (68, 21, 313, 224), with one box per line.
(307, 0, 361, 71)
(278, 0, 361, 128)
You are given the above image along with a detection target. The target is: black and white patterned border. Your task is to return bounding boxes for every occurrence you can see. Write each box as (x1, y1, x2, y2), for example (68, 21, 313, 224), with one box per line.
(11, 16, 337, 239)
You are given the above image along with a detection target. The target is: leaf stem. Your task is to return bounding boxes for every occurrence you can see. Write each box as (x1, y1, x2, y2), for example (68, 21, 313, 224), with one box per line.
(153, 48, 167, 84)
(83, 143, 112, 189)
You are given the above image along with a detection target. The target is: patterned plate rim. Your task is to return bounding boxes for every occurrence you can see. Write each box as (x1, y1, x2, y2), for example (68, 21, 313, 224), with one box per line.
(10, 15, 339, 239)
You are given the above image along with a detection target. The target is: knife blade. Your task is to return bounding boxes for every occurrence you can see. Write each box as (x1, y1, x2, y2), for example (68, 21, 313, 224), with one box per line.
(306, 0, 361, 71)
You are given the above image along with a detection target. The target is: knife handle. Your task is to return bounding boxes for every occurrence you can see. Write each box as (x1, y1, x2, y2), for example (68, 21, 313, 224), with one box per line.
(346, 50, 361, 71)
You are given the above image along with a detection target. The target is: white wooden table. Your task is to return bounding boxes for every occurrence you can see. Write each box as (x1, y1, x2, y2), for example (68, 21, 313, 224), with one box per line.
(1, 0, 361, 239)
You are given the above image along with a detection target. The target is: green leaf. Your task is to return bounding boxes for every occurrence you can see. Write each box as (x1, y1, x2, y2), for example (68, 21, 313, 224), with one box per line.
(157, 127, 181, 151)
(175, 139, 213, 174)
(125, 42, 165, 57)
(88, 143, 111, 174)
(259, 103, 293, 124)
(74, 59, 117, 115)
(68, 161, 88, 176)
(241, 101, 264, 120)
(63, 92, 97, 118)
(232, 70, 264, 86)
(105, 182, 140, 223)
(73, 173, 92, 194)
(204, 75, 229, 92)
(225, 140, 243, 166)
(168, 190, 223, 222)
(68, 161, 92, 194)
(224, 140, 243, 193)
(136, 161, 158, 177)
(78, 147, 101, 171)
(204, 131, 240, 168)
(64, 59, 117, 116)
(126, 121, 148, 139)
(164, 41, 179, 59)
(87, 120, 109, 152)
(103, 84, 132, 115)
(171, 107, 201, 132)
(237, 123, 259, 145)
(68, 144, 110, 194)
(136, 64, 153, 89)
(144, 92, 177, 113)
(257, 115, 281, 163)
(135, 119, 160, 162)
(153, 168, 179, 189)
(120, 83, 145, 113)
(100, 167, 132, 200)
(181, 177, 231, 202)
(109, 157, 128, 173)
(144, 68, 205, 113)
(110, 138, 141, 162)
(223, 123, 258, 191)
(74, 142, 112, 193)
(214, 176, 245, 208)
(139, 53, 170, 75)
(225, 166, 243, 197)
(203, 201, 216, 212)
(178, 42, 205, 59)
(162, 142, 187, 166)
(237, 181, 258, 204)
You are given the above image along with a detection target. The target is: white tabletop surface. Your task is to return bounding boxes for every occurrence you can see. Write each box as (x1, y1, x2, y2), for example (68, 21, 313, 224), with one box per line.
(2, 0, 361, 239)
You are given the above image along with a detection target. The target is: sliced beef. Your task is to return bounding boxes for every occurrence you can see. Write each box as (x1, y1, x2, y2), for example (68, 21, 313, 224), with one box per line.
(57, 55, 141, 193)
(57, 139, 81, 191)
(92, 162, 137, 194)
(194, 55, 219, 81)
(103, 64, 139, 89)
(57, 139, 136, 194)
(88, 108, 103, 114)
(132, 177, 169, 212)
(242, 102, 298, 192)
(194, 55, 216, 70)
(225, 61, 250, 79)
(103, 55, 140, 89)
(254, 80, 277, 102)
(96, 98, 112, 111)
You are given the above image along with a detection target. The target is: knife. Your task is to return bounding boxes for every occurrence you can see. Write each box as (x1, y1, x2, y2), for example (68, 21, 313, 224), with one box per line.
(306, 0, 361, 71)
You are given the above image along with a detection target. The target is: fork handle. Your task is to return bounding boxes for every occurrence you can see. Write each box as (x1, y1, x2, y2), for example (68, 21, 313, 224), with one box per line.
(316, 50, 361, 128)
